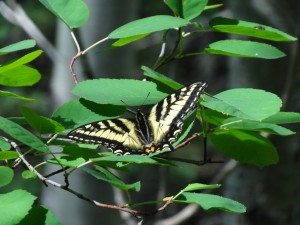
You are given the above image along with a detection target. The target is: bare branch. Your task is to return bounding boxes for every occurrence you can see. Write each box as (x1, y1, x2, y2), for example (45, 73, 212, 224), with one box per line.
(0, 1, 59, 62)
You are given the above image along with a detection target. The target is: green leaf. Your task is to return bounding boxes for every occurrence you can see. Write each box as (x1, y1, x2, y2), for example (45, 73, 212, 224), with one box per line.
(0, 50, 42, 73)
(0, 90, 33, 101)
(263, 112, 300, 124)
(21, 170, 37, 179)
(63, 144, 100, 159)
(182, 183, 221, 192)
(47, 156, 86, 167)
(202, 89, 282, 121)
(0, 116, 49, 153)
(52, 98, 126, 129)
(164, 0, 208, 20)
(210, 17, 297, 42)
(0, 138, 11, 151)
(112, 34, 150, 47)
(0, 166, 14, 187)
(199, 108, 229, 126)
(221, 118, 295, 136)
(209, 130, 279, 166)
(108, 15, 190, 39)
(92, 155, 173, 166)
(0, 40, 36, 55)
(205, 40, 285, 59)
(21, 107, 65, 134)
(72, 79, 168, 106)
(141, 66, 183, 89)
(84, 166, 140, 191)
(204, 4, 223, 11)
(0, 189, 37, 225)
(0, 65, 41, 87)
(19, 205, 60, 225)
(39, 0, 89, 29)
(174, 192, 246, 213)
(0, 151, 19, 160)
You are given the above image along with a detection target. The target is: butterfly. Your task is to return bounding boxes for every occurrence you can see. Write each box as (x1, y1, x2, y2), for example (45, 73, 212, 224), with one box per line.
(67, 82, 207, 155)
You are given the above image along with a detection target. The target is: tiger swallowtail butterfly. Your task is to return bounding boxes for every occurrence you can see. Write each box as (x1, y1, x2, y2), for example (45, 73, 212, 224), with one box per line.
(68, 82, 207, 155)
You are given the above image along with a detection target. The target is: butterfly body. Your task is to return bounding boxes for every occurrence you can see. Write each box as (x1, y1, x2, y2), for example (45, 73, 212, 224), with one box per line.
(68, 82, 207, 155)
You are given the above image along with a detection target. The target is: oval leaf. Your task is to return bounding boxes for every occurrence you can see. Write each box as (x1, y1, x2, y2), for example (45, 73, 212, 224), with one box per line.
(0, 151, 19, 160)
(205, 40, 285, 59)
(47, 156, 86, 167)
(0, 190, 37, 225)
(210, 17, 297, 42)
(39, 0, 89, 29)
(0, 117, 49, 153)
(175, 192, 246, 213)
(0, 90, 33, 101)
(0, 50, 42, 74)
(0, 40, 36, 55)
(263, 112, 300, 124)
(0, 138, 11, 151)
(52, 98, 126, 129)
(209, 130, 279, 166)
(21, 107, 64, 134)
(22, 170, 37, 179)
(72, 79, 168, 106)
(109, 15, 190, 39)
(0, 166, 14, 187)
(222, 118, 295, 136)
(84, 166, 140, 191)
(202, 89, 282, 121)
(0, 65, 41, 87)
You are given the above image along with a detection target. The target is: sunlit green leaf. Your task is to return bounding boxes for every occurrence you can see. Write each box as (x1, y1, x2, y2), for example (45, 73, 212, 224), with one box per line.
(0, 190, 37, 225)
(0, 151, 19, 160)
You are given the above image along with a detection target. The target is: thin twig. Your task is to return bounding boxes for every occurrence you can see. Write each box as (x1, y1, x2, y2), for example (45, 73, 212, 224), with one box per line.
(174, 133, 199, 150)
(5, 138, 147, 218)
(69, 52, 82, 84)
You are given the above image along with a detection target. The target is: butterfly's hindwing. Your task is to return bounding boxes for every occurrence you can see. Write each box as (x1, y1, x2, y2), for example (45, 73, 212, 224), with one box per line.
(67, 82, 207, 155)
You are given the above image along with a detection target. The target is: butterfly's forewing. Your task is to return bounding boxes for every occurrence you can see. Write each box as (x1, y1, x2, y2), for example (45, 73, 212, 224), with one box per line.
(147, 82, 207, 143)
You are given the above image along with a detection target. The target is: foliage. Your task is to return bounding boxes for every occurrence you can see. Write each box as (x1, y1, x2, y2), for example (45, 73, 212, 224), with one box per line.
(0, 0, 299, 224)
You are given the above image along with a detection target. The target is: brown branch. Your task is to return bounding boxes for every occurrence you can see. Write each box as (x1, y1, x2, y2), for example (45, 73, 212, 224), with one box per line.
(6, 138, 147, 218)
(174, 133, 199, 150)
(69, 52, 82, 84)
